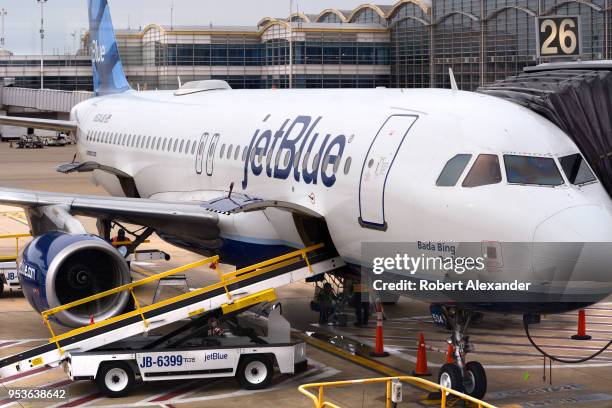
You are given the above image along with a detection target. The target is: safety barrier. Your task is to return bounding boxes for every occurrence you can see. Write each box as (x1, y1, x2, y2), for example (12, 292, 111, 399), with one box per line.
(42, 243, 324, 354)
(298, 376, 496, 408)
(0, 234, 31, 262)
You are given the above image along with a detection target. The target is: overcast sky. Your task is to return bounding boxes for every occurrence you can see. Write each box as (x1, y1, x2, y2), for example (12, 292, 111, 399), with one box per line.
(0, 0, 374, 55)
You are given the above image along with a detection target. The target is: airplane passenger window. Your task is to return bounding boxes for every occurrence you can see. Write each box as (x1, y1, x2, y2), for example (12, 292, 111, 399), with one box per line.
(462, 154, 502, 188)
(437, 154, 472, 186)
(191, 141, 197, 155)
(173, 139, 178, 152)
(243, 148, 248, 162)
(344, 157, 352, 175)
(179, 140, 184, 153)
(142, 136, 147, 149)
(156, 137, 161, 150)
(136, 135, 141, 148)
(220, 144, 226, 159)
(112, 133, 117, 144)
(234, 146, 240, 160)
(162, 138, 167, 151)
(185, 140, 191, 155)
(167, 138, 173, 151)
(152, 137, 157, 149)
(504, 155, 563, 186)
(146, 136, 151, 149)
(284, 151, 291, 167)
(559, 153, 596, 185)
(227, 144, 233, 160)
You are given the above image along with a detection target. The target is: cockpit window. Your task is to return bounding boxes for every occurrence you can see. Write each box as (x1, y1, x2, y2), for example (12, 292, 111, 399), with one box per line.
(462, 154, 502, 188)
(504, 155, 564, 186)
(436, 154, 472, 186)
(559, 153, 597, 185)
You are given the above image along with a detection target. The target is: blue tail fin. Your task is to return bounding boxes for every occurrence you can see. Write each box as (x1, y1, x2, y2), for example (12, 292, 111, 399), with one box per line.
(88, 0, 130, 96)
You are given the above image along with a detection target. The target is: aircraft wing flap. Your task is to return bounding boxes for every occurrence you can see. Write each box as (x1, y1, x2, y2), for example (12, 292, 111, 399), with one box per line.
(201, 193, 323, 218)
(0, 116, 77, 133)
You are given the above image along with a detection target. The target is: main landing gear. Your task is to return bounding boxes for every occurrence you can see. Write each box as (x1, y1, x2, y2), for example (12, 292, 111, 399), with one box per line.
(433, 306, 487, 399)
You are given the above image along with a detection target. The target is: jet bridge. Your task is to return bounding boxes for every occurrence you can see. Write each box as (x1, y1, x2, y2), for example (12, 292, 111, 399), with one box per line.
(0, 243, 343, 379)
(478, 61, 612, 198)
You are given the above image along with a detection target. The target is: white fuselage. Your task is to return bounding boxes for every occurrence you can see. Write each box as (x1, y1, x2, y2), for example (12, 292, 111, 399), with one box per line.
(71, 87, 612, 308)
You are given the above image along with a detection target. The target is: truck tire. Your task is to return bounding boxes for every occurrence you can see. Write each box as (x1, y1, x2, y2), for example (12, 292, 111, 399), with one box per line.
(96, 362, 135, 398)
(237, 355, 274, 390)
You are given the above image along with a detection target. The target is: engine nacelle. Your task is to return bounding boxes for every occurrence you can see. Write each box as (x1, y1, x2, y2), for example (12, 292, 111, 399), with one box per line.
(19, 231, 131, 327)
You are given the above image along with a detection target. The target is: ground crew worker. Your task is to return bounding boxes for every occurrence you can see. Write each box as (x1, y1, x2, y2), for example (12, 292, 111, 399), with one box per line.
(111, 229, 132, 258)
(111, 229, 129, 245)
(316, 282, 336, 324)
(352, 280, 370, 326)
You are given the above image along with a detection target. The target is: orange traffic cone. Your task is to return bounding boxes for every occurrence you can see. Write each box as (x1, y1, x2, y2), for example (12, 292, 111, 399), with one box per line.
(571, 309, 592, 340)
(370, 299, 389, 357)
(413, 333, 431, 376)
(446, 343, 455, 364)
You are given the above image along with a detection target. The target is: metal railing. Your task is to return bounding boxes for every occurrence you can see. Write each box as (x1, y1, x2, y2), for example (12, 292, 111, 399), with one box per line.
(42, 243, 324, 353)
(298, 376, 496, 408)
(0, 234, 31, 262)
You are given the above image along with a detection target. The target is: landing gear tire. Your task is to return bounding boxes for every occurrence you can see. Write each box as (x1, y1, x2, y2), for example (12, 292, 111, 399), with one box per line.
(96, 362, 135, 398)
(0, 281, 4, 298)
(464, 361, 487, 399)
(438, 363, 464, 394)
(237, 355, 274, 390)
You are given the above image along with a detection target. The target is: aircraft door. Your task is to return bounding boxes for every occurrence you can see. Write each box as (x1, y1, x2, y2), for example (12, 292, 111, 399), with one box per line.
(358, 115, 418, 231)
(195, 132, 209, 175)
(206, 133, 220, 176)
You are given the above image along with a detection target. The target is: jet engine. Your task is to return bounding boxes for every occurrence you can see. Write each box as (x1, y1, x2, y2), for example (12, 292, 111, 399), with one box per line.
(19, 231, 131, 327)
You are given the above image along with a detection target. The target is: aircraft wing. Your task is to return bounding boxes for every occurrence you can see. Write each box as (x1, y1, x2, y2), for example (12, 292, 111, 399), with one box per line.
(0, 187, 220, 238)
(0, 116, 77, 133)
(0, 187, 320, 237)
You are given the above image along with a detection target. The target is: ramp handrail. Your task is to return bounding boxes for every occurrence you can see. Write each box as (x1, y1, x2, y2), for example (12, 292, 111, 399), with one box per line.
(298, 376, 496, 408)
(0, 234, 31, 262)
(42, 243, 324, 353)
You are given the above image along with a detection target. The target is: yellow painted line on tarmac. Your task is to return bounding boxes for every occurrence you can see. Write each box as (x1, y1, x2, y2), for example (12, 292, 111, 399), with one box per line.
(1, 211, 29, 226)
(293, 331, 406, 377)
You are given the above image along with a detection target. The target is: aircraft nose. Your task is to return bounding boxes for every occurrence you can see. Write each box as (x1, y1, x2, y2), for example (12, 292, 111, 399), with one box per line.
(532, 205, 612, 302)
(534, 204, 612, 242)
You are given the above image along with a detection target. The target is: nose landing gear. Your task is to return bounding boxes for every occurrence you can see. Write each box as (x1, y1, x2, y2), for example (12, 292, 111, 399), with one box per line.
(433, 306, 487, 400)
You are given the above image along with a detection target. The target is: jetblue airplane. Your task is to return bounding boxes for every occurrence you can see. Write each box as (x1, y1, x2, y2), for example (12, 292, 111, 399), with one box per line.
(1, 0, 611, 399)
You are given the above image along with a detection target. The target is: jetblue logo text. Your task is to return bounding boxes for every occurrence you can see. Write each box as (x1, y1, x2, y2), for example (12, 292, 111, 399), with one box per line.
(204, 352, 228, 362)
(242, 115, 346, 189)
(90, 40, 106, 63)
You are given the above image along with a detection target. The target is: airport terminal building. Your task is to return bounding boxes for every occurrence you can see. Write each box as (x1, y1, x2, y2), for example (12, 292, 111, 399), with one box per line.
(0, 0, 609, 91)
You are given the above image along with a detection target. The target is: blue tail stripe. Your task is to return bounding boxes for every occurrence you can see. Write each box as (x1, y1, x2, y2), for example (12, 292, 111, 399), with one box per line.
(88, 0, 130, 96)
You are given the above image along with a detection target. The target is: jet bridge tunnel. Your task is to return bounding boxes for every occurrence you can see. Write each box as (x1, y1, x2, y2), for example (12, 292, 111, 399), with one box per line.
(478, 62, 612, 198)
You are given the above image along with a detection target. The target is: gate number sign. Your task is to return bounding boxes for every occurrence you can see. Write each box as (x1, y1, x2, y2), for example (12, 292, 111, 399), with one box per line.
(536, 16, 581, 57)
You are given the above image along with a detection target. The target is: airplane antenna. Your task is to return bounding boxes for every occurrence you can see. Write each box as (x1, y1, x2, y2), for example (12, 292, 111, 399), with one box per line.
(71, 153, 76, 163)
(449, 68, 458, 91)
(228, 182, 234, 198)
(177, 76, 182, 88)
